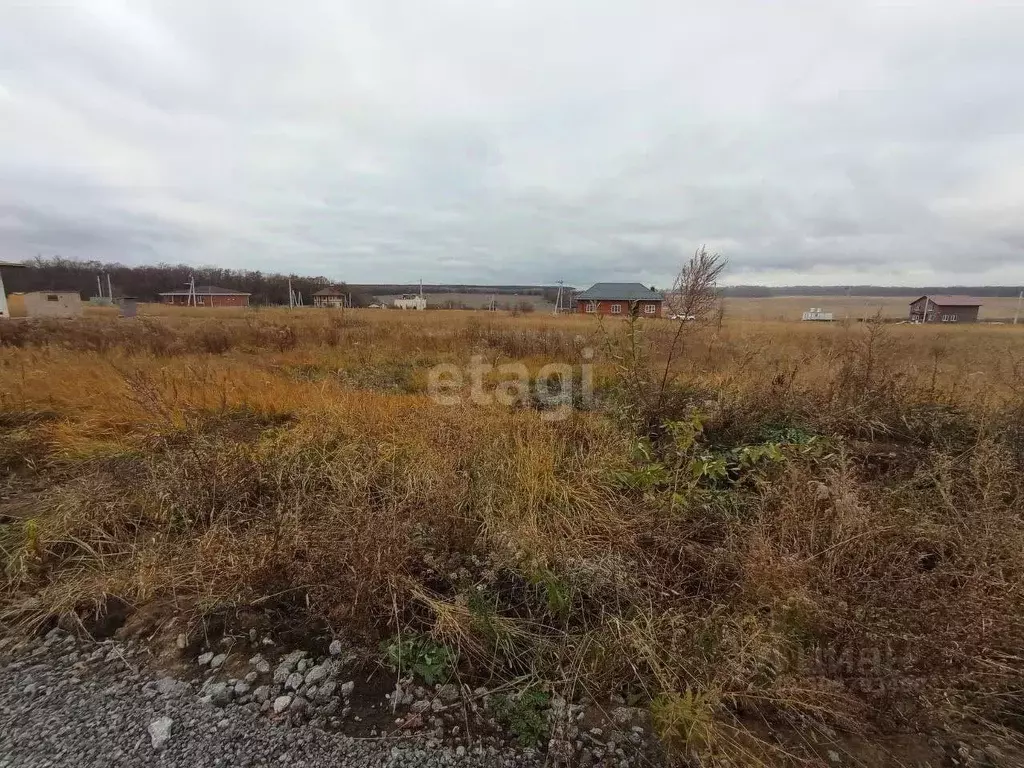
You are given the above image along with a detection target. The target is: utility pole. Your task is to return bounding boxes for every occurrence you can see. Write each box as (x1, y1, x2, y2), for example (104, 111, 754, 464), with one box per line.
(97, 275, 103, 299)
(106, 273, 113, 302)
(1014, 290, 1023, 325)
(288, 278, 294, 309)
(553, 280, 564, 315)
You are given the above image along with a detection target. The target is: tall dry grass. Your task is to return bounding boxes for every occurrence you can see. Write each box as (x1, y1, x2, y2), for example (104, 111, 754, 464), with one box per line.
(2, 308, 1024, 764)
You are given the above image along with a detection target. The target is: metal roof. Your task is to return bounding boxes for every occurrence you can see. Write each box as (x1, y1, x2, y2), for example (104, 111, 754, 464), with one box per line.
(0, 261, 27, 268)
(312, 287, 346, 296)
(575, 282, 663, 301)
(158, 285, 251, 296)
(912, 295, 983, 306)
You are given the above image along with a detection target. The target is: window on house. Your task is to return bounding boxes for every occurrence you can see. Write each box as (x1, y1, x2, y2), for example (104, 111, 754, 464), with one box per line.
(610, 303, 622, 314)
(644, 304, 656, 314)
(941, 314, 958, 322)
(46, 294, 59, 302)
(584, 302, 595, 313)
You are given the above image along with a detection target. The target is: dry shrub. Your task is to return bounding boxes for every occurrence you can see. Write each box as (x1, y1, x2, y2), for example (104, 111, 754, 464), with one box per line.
(462, 318, 590, 359)
(0, 320, 31, 348)
(0, 317, 184, 356)
(0, 409, 60, 472)
(131, 318, 181, 356)
(188, 324, 234, 354)
(319, 315, 345, 347)
(234, 319, 300, 352)
(744, 440, 1023, 736)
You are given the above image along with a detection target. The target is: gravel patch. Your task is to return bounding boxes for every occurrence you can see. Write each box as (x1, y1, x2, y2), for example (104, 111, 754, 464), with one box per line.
(0, 631, 547, 768)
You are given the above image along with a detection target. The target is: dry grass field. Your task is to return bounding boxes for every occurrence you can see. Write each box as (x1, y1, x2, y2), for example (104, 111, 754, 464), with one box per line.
(3, 305, 1024, 764)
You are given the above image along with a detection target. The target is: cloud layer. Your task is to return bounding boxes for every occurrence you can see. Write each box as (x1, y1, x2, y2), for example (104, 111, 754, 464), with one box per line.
(1, 1, 1022, 286)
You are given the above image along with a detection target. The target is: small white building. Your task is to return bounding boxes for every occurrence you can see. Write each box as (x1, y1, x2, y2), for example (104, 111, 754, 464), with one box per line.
(8, 291, 83, 318)
(801, 307, 834, 322)
(393, 294, 427, 310)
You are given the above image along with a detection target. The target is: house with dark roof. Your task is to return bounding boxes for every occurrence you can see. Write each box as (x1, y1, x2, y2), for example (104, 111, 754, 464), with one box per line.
(575, 283, 664, 317)
(158, 285, 251, 308)
(312, 287, 347, 308)
(908, 295, 982, 324)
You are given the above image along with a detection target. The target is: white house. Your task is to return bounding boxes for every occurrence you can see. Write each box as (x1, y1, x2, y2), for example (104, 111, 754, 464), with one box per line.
(393, 294, 427, 310)
(801, 307, 834, 322)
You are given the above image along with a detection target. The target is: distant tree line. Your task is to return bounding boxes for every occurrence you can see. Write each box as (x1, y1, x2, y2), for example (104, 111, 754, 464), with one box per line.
(1, 257, 376, 306)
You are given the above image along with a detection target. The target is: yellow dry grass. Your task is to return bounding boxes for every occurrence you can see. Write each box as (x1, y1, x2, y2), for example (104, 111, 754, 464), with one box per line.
(2, 308, 1024, 764)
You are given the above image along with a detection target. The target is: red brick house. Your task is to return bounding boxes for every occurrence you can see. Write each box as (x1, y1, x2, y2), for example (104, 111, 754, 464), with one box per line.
(158, 285, 251, 307)
(575, 283, 664, 317)
(908, 295, 982, 323)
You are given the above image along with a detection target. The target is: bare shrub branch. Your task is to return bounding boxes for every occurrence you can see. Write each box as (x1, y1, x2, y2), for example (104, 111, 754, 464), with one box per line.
(664, 246, 727, 323)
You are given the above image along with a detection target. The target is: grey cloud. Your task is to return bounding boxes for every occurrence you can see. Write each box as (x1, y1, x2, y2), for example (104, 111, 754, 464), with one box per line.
(0, 1, 1022, 286)
(0, 202, 202, 258)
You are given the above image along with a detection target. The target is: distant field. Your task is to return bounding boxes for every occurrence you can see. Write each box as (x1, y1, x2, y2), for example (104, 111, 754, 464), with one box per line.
(724, 294, 1023, 321)
(374, 292, 556, 311)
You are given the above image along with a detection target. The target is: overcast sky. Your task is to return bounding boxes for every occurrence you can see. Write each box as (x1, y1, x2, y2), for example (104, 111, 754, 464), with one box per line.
(1, 1, 1022, 287)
